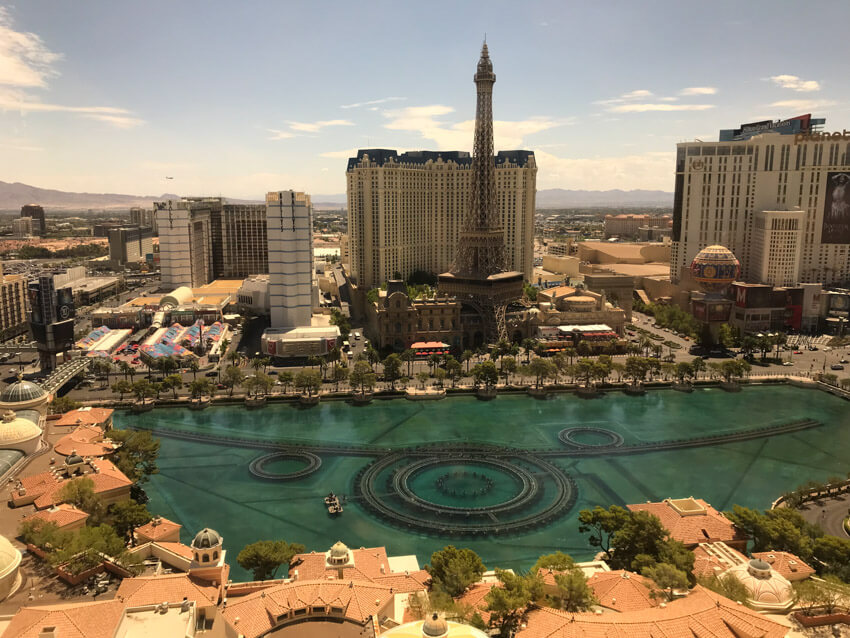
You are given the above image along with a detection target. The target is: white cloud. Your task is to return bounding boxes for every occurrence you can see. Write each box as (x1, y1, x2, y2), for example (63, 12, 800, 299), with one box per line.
(0, 7, 62, 88)
(680, 86, 717, 95)
(534, 150, 675, 190)
(287, 119, 353, 133)
(608, 103, 715, 113)
(382, 104, 571, 150)
(658, 97, 679, 102)
(770, 75, 820, 92)
(0, 10, 142, 128)
(0, 89, 145, 127)
(769, 99, 836, 110)
(621, 89, 653, 99)
(340, 96, 405, 109)
(268, 128, 297, 140)
(320, 148, 361, 159)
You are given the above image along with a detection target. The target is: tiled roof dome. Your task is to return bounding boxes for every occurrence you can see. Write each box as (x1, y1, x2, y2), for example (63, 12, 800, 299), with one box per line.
(191, 528, 221, 549)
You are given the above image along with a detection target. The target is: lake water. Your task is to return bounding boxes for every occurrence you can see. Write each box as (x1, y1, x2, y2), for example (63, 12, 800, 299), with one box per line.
(115, 385, 850, 580)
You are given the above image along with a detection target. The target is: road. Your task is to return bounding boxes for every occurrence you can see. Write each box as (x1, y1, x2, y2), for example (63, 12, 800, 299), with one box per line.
(799, 494, 850, 538)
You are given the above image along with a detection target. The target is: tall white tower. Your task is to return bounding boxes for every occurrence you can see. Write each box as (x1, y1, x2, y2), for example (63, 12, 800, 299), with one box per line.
(265, 190, 314, 328)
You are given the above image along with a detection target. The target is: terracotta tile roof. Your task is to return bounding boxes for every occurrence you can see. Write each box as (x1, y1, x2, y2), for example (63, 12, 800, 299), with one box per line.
(54, 424, 116, 457)
(0, 600, 125, 638)
(515, 587, 787, 638)
(752, 550, 815, 582)
(221, 579, 400, 638)
(116, 570, 225, 607)
(135, 516, 182, 542)
(21, 458, 133, 510)
(692, 542, 748, 579)
(54, 407, 113, 427)
(626, 498, 746, 547)
(23, 503, 89, 529)
(455, 581, 496, 624)
(586, 570, 657, 612)
(372, 569, 431, 592)
(292, 546, 397, 582)
(156, 541, 194, 560)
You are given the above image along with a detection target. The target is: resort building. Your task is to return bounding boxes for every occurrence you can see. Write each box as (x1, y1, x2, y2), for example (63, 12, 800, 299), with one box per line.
(10, 456, 132, 510)
(107, 225, 154, 267)
(20, 204, 45, 236)
(0, 264, 28, 341)
(604, 214, 671, 239)
(626, 497, 747, 551)
(366, 281, 462, 351)
(346, 149, 536, 290)
(671, 114, 850, 287)
(20, 503, 89, 532)
(54, 406, 114, 430)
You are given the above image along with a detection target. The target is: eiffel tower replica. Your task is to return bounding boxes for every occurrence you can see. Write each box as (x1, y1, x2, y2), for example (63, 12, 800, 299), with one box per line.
(438, 42, 523, 344)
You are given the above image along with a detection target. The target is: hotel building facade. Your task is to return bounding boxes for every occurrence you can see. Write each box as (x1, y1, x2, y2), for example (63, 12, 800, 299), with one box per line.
(671, 115, 850, 288)
(346, 149, 537, 290)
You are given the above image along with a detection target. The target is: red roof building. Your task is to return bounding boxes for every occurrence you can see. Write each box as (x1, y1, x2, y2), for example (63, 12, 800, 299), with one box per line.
(691, 541, 748, 580)
(752, 550, 815, 582)
(135, 516, 182, 544)
(11, 458, 132, 510)
(22, 504, 88, 531)
(53, 424, 116, 457)
(626, 497, 747, 550)
(54, 407, 114, 430)
(586, 570, 657, 613)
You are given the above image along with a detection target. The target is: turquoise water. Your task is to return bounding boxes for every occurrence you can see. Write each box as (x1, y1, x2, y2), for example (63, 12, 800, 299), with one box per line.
(115, 386, 850, 581)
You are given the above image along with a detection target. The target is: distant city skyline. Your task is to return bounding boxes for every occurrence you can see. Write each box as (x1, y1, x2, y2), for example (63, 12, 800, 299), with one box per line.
(1, 1, 849, 198)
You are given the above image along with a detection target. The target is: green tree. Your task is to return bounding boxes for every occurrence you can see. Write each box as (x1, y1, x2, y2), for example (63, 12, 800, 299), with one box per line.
(111, 379, 132, 400)
(577, 505, 630, 559)
(331, 363, 349, 391)
(189, 378, 213, 399)
(329, 309, 351, 340)
(462, 349, 475, 372)
(222, 365, 246, 396)
(110, 429, 161, 485)
(426, 546, 486, 597)
(500, 356, 517, 385)
(237, 540, 306, 581)
(445, 357, 463, 388)
(164, 374, 183, 399)
(50, 395, 81, 414)
(472, 361, 499, 390)
(697, 572, 750, 604)
(295, 369, 323, 396)
(401, 349, 416, 376)
(188, 359, 200, 380)
(57, 477, 101, 516)
(484, 569, 542, 637)
(276, 370, 293, 393)
(552, 567, 597, 612)
(416, 370, 431, 389)
(726, 506, 821, 561)
(350, 360, 377, 395)
(531, 551, 575, 573)
(383, 353, 403, 389)
(131, 379, 155, 402)
(107, 500, 151, 544)
(642, 563, 688, 601)
(794, 576, 844, 616)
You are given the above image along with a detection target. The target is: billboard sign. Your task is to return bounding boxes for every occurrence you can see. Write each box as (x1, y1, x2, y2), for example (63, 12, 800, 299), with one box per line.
(822, 172, 850, 244)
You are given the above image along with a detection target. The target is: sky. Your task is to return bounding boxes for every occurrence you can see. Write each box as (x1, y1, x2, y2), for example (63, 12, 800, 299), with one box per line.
(1, 0, 849, 199)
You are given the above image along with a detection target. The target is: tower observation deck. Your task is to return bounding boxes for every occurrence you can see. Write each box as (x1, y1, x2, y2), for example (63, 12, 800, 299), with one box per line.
(437, 43, 523, 344)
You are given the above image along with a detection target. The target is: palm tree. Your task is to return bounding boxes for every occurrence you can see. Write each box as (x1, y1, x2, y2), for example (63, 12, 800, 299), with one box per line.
(521, 338, 537, 363)
(401, 349, 415, 377)
(188, 359, 200, 380)
(119, 361, 133, 380)
(251, 358, 264, 374)
(461, 350, 474, 373)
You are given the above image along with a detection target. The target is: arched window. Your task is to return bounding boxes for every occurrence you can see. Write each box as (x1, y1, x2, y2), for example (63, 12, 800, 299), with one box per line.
(213, 551, 219, 560)
(202, 554, 209, 563)
(194, 552, 199, 562)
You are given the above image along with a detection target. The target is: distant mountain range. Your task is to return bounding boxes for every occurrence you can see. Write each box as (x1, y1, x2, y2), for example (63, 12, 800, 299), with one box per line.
(0, 181, 672, 211)
(536, 189, 673, 208)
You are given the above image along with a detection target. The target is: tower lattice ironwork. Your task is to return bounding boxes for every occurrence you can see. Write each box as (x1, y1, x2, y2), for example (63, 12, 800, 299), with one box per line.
(438, 43, 523, 344)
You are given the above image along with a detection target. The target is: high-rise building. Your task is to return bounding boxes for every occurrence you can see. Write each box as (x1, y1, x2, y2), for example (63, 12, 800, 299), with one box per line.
(11, 217, 33, 238)
(671, 114, 850, 287)
(155, 200, 213, 288)
(0, 264, 29, 340)
(749, 210, 805, 287)
(28, 273, 76, 371)
(346, 149, 535, 289)
(20, 204, 45, 236)
(265, 191, 314, 328)
(130, 207, 157, 234)
(108, 226, 154, 266)
(155, 198, 269, 288)
(437, 43, 524, 344)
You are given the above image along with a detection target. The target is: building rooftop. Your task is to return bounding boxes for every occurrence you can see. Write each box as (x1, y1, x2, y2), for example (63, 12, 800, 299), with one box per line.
(53, 424, 115, 457)
(586, 570, 657, 613)
(514, 586, 787, 638)
(691, 541, 748, 579)
(116, 569, 226, 608)
(626, 498, 746, 548)
(1, 599, 126, 638)
(751, 550, 815, 582)
(22, 503, 89, 530)
(135, 516, 182, 543)
(15, 457, 132, 510)
(290, 545, 430, 591)
(54, 407, 114, 428)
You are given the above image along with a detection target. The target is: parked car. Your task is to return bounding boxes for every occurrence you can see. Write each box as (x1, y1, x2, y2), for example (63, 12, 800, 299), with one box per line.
(830, 364, 845, 370)
(782, 361, 793, 366)
(205, 371, 218, 377)
(794, 350, 803, 355)
(841, 358, 849, 364)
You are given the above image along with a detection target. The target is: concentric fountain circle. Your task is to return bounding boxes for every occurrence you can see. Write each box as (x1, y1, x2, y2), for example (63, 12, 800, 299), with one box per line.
(354, 445, 576, 536)
(249, 451, 322, 480)
(558, 427, 624, 449)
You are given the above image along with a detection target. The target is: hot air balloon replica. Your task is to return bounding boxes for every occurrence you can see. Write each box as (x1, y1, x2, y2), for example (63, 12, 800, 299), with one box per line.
(689, 245, 740, 343)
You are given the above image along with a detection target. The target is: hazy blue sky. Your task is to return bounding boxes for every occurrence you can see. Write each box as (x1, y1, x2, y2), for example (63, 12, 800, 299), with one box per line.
(1, 1, 848, 198)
